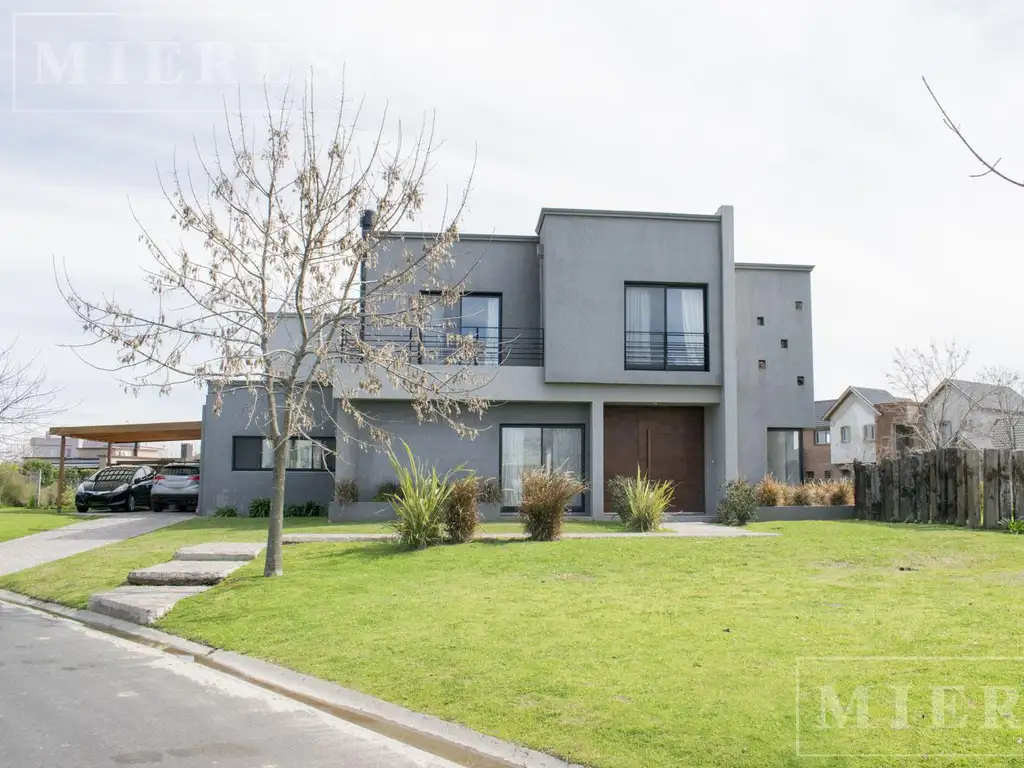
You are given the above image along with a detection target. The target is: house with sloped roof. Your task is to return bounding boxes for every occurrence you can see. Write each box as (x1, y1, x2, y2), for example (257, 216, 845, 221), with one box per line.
(919, 379, 1024, 450)
(822, 386, 906, 467)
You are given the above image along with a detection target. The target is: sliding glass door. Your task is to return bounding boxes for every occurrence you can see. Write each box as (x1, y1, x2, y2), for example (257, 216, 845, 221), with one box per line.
(500, 426, 584, 513)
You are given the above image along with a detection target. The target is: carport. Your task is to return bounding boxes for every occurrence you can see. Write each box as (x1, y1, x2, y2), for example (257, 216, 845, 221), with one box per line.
(49, 422, 202, 512)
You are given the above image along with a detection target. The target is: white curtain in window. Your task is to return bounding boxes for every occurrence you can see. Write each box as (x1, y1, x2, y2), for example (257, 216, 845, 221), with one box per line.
(548, 427, 584, 509)
(462, 296, 500, 365)
(626, 287, 654, 364)
(261, 439, 275, 469)
(667, 288, 705, 367)
(501, 428, 528, 507)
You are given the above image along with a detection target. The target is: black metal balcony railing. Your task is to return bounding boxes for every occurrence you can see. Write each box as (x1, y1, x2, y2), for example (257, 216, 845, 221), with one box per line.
(624, 331, 709, 372)
(344, 326, 544, 367)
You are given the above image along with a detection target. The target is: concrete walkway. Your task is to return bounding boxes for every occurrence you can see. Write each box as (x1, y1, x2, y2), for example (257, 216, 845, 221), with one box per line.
(0, 514, 192, 577)
(283, 522, 776, 544)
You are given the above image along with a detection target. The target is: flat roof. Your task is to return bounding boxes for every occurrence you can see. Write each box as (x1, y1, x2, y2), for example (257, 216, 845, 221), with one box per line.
(387, 231, 538, 244)
(48, 421, 202, 443)
(535, 207, 723, 233)
(735, 262, 815, 272)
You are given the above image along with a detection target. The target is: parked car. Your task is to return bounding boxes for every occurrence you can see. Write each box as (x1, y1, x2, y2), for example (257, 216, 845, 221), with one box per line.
(150, 463, 200, 512)
(75, 465, 155, 513)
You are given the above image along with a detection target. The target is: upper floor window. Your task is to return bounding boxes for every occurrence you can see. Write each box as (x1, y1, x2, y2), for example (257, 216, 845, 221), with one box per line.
(814, 429, 830, 445)
(624, 283, 708, 371)
(863, 424, 876, 441)
(840, 426, 851, 443)
(421, 292, 501, 365)
(939, 421, 952, 442)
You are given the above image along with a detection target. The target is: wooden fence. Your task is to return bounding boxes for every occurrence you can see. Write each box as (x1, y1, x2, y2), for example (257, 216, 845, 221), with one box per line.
(853, 449, 1024, 528)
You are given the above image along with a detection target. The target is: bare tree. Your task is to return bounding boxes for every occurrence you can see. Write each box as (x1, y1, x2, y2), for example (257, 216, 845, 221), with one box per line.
(57, 86, 488, 576)
(886, 340, 979, 450)
(923, 77, 1023, 187)
(977, 367, 1024, 449)
(0, 340, 61, 459)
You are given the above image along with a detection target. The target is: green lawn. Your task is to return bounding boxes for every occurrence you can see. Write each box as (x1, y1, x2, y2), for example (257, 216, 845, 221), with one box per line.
(0, 507, 86, 543)
(0, 516, 618, 608)
(6, 520, 1024, 766)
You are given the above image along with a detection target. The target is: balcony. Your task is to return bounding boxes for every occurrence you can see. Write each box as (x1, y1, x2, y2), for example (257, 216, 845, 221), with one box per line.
(624, 331, 709, 372)
(345, 327, 544, 367)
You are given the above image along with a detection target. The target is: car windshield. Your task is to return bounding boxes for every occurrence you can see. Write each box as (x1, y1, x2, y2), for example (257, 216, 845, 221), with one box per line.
(93, 467, 136, 482)
(161, 466, 199, 476)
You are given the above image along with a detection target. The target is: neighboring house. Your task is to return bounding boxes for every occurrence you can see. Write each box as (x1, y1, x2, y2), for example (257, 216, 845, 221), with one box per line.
(822, 386, 904, 469)
(200, 206, 816, 516)
(802, 399, 842, 481)
(22, 436, 164, 468)
(919, 379, 1024, 450)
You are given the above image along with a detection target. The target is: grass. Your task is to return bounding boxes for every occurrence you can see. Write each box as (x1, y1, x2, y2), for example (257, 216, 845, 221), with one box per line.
(0, 507, 89, 543)
(0, 516, 619, 608)
(9, 518, 1021, 766)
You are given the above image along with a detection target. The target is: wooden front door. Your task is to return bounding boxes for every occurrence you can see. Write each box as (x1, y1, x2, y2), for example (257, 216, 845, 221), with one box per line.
(604, 406, 705, 512)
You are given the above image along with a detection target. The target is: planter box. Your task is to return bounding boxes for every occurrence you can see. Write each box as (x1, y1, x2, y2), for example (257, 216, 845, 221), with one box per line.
(756, 505, 856, 522)
(329, 502, 505, 523)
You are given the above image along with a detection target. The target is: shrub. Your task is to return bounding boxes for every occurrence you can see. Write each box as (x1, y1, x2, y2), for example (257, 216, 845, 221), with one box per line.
(1003, 517, 1024, 536)
(372, 481, 402, 503)
(386, 441, 455, 549)
(22, 459, 57, 487)
(790, 484, 817, 506)
(756, 475, 789, 507)
(214, 505, 238, 518)
(828, 479, 854, 506)
(248, 497, 271, 518)
(334, 479, 359, 505)
(476, 478, 502, 506)
(717, 479, 759, 526)
(0, 464, 31, 507)
(518, 468, 586, 541)
(622, 469, 673, 532)
(285, 501, 326, 517)
(607, 474, 632, 525)
(444, 476, 480, 543)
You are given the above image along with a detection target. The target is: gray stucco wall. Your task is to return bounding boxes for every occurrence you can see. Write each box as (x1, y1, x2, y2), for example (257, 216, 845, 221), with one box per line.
(734, 266, 815, 481)
(199, 385, 336, 515)
(537, 212, 724, 386)
(339, 400, 590, 508)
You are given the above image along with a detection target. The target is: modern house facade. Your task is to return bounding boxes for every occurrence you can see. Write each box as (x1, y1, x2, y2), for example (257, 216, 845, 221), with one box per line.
(23, 436, 164, 469)
(199, 206, 816, 517)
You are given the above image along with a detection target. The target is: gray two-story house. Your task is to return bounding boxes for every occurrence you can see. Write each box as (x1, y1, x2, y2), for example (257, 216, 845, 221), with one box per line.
(199, 206, 815, 517)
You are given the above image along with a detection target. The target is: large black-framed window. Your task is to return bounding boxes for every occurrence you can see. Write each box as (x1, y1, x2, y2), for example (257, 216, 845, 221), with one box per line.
(624, 283, 709, 371)
(232, 436, 336, 472)
(766, 429, 802, 485)
(498, 424, 585, 515)
(420, 291, 502, 365)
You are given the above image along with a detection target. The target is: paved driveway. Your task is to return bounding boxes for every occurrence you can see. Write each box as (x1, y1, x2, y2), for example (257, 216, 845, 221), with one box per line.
(0, 514, 191, 577)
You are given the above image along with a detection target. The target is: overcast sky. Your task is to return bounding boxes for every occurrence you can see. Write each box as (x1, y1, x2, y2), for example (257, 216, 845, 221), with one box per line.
(1, 0, 1022, 447)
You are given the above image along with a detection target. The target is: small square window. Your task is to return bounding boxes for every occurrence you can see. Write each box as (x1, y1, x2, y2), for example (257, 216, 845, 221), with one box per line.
(756, 316, 765, 326)
(797, 376, 805, 386)
(780, 339, 788, 349)
(804, 471, 815, 481)
(795, 301, 803, 310)
(758, 360, 766, 370)
(824, 470, 832, 479)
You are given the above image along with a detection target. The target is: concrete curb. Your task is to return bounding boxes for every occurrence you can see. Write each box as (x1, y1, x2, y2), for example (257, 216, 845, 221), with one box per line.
(0, 589, 580, 768)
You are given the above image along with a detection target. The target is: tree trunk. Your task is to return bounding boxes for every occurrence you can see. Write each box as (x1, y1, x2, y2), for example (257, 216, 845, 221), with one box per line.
(264, 438, 288, 576)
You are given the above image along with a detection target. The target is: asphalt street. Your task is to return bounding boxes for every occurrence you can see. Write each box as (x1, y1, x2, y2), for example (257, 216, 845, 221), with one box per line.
(0, 601, 460, 768)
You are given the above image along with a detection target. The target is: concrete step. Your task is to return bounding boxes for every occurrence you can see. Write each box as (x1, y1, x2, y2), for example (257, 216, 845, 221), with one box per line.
(127, 559, 246, 587)
(88, 585, 210, 625)
(664, 513, 718, 524)
(173, 542, 265, 562)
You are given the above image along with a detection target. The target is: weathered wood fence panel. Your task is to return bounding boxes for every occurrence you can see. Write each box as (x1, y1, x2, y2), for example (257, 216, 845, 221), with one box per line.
(853, 448, 1024, 530)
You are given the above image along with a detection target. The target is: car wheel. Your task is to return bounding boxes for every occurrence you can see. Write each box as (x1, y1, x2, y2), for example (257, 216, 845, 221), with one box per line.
(151, 500, 163, 513)
(76, 503, 88, 513)
(126, 495, 137, 513)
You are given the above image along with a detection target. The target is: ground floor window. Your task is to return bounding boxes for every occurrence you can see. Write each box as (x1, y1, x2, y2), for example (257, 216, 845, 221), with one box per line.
(500, 425, 584, 513)
(232, 436, 336, 471)
(766, 429, 802, 485)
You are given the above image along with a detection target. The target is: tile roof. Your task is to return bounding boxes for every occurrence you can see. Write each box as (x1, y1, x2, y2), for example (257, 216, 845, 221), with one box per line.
(813, 400, 835, 427)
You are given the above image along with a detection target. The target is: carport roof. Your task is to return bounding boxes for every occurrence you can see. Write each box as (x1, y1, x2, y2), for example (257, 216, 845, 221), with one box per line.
(48, 421, 201, 443)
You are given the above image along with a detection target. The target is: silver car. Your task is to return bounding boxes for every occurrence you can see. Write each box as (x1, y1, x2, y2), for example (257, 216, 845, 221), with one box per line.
(150, 463, 200, 512)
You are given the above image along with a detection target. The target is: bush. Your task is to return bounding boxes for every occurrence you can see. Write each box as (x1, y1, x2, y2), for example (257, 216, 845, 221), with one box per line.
(248, 497, 271, 518)
(386, 441, 455, 549)
(607, 474, 631, 525)
(476, 478, 502, 506)
(22, 459, 57, 487)
(214, 505, 238, 518)
(285, 501, 326, 517)
(444, 476, 480, 543)
(1003, 518, 1024, 535)
(621, 469, 673, 532)
(0, 464, 31, 507)
(756, 475, 790, 507)
(717, 479, 759, 526)
(372, 481, 402, 503)
(790, 484, 815, 506)
(518, 468, 586, 541)
(826, 479, 854, 506)
(334, 479, 359, 505)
